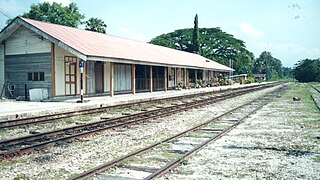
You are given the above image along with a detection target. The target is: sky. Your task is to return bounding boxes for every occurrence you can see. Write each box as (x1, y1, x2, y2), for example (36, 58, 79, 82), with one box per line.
(0, 0, 319, 67)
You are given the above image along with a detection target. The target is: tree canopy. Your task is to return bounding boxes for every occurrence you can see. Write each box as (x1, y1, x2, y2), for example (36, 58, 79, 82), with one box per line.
(192, 14, 200, 54)
(293, 58, 320, 82)
(150, 28, 254, 75)
(253, 51, 284, 80)
(5, 2, 85, 28)
(20, 2, 85, 27)
(85, 17, 107, 33)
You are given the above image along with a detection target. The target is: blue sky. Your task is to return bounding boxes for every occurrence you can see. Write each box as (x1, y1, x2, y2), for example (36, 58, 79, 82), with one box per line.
(0, 0, 319, 67)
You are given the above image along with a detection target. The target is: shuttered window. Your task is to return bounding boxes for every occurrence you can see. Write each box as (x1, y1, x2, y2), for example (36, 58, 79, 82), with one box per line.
(27, 72, 45, 81)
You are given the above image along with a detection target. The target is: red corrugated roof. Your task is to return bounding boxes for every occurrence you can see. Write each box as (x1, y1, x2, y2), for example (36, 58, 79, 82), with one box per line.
(20, 17, 233, 71)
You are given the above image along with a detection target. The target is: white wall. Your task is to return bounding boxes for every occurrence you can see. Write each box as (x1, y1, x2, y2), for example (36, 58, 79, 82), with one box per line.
(5, 26, 50, 55)
(54, 45, 83, 96)
(0, 44, 4, 91)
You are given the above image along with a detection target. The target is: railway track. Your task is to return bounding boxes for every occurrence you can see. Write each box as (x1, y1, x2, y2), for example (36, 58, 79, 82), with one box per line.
(70, 84, 287, 180)
(0, 83, 273, 129)
(309, 84, 320, 111)
(0, 83, 276, 161)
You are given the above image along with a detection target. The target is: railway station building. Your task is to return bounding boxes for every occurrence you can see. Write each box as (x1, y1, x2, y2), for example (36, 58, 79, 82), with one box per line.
(0, 17, 233, 99)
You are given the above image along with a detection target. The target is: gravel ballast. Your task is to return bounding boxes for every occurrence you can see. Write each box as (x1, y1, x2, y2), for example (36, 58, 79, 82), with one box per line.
(164, 83, 320, 179)
(1, 83, 318, 179)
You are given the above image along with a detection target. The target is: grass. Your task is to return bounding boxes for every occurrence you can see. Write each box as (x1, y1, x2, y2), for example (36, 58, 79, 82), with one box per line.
(13, 174, 29, 180)
(65, 118, 75, 124)
(0, 157, 27, 167)
(0, 129, 8, 135)
(160, 152, 180, 159)
(314, 155, 320, 163)
(284, 83, 319, 112)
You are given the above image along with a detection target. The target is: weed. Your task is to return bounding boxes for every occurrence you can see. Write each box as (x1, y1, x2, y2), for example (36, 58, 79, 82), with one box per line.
(0, 157, 27, 167)
(65, 118, 74, 124)
(180, 159, 189, 165)
(314, 155, 320, 163)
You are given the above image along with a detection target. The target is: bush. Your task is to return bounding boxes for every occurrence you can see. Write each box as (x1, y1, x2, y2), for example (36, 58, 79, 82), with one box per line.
(246, 77, 255, 84)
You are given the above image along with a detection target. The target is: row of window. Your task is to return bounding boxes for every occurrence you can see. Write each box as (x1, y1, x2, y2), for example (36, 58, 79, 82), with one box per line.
(27, 72, 45, 81)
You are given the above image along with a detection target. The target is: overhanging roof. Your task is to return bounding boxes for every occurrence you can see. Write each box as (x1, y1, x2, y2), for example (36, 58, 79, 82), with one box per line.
(0, 17, 234, 72)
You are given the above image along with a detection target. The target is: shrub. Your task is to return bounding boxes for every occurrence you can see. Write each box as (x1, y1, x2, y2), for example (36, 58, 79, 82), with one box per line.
(246, 77, 255, 84)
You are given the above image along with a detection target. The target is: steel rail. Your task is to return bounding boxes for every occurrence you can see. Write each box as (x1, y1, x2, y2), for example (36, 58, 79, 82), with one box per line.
(0, 85, 274, 161)
(145, 90, 281, 179)
(0, 84, 271, 129)
(70, 85, 286, 180)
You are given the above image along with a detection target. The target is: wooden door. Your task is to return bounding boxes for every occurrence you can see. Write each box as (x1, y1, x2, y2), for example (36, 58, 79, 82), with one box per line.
(65, 56, 77, 95)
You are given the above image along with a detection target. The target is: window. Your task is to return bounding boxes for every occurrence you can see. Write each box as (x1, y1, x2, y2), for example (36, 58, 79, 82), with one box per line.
(27, 72, 45, 81)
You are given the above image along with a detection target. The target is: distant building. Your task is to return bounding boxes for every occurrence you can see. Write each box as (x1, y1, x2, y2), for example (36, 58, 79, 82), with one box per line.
(0, 17, 234, 99)
(253, 74, 266, 81)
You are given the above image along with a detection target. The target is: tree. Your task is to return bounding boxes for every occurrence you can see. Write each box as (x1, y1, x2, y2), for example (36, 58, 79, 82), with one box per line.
(192, 14, 200, 54)
(294, 58, 320, 82)
(11, 2, 85, 27)
(150, 28, 254, 75)
(85, 18, 107, 33)
(253, 51, 283, 80)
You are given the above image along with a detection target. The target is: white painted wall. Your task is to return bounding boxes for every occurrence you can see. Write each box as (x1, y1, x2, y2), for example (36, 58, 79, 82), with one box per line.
(5, 26, 50, 55)
(0, 44, 4, 91)
(54, 45, 82, 96)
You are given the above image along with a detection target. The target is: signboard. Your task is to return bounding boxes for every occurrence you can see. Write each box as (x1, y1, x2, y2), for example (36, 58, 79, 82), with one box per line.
(79, 60, 84, 68)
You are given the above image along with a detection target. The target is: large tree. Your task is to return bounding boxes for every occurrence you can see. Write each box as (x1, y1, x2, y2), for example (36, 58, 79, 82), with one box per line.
(294, 58, 320, 82)
(85, 17, 107, 33)
(192, 14, 200, 54)
(150, 28, 254, 75)
(12, 2, 85, 27)
(253, 51, 283, 80)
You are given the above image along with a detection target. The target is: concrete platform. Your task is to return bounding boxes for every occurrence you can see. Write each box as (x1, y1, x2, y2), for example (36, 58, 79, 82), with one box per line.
(0, 83, 268, 120)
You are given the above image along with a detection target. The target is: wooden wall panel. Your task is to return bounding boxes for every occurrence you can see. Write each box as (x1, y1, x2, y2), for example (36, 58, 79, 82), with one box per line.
(5, 53, 52, 97)
(5, 26, 51, 55)
(0, 44, 4, 90)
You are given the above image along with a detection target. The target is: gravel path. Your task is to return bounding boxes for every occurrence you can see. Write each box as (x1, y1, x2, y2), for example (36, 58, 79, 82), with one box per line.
(164, 83, 320, 179)
(0, 84, 291, 179)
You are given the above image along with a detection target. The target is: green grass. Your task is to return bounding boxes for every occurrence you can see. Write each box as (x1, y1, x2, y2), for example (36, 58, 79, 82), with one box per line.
(13, 174, 29, 180)
(160, 152, 180, 159)
(0, 129, 8, 135)
(314, 155, 320, 163)
(0, 157, 27, 167)
(65, 118, 75, 124)
(284, 83, 319, 112)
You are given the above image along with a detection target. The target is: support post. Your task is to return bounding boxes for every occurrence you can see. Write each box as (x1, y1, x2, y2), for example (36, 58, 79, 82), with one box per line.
(51, 43, 56, 97)
(195, 69, 197, 83)
(149, 65, 153, 93)
(175, 68, 178, 87)
(184, 68, 187, 85)
(164, 67, 167, 91)
(131, 64, 135, 94)
(110, 62, 114, 97)
(202, 70, 205, 81)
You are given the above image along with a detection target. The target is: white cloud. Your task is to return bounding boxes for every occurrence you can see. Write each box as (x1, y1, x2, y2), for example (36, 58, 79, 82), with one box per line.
(39, 0, 71, 6)
(239, 23, 265, 39)
(116, 25, 149, 42)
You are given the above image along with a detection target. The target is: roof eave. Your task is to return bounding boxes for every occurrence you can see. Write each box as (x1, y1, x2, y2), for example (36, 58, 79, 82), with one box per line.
(87, 56, 233, 72)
